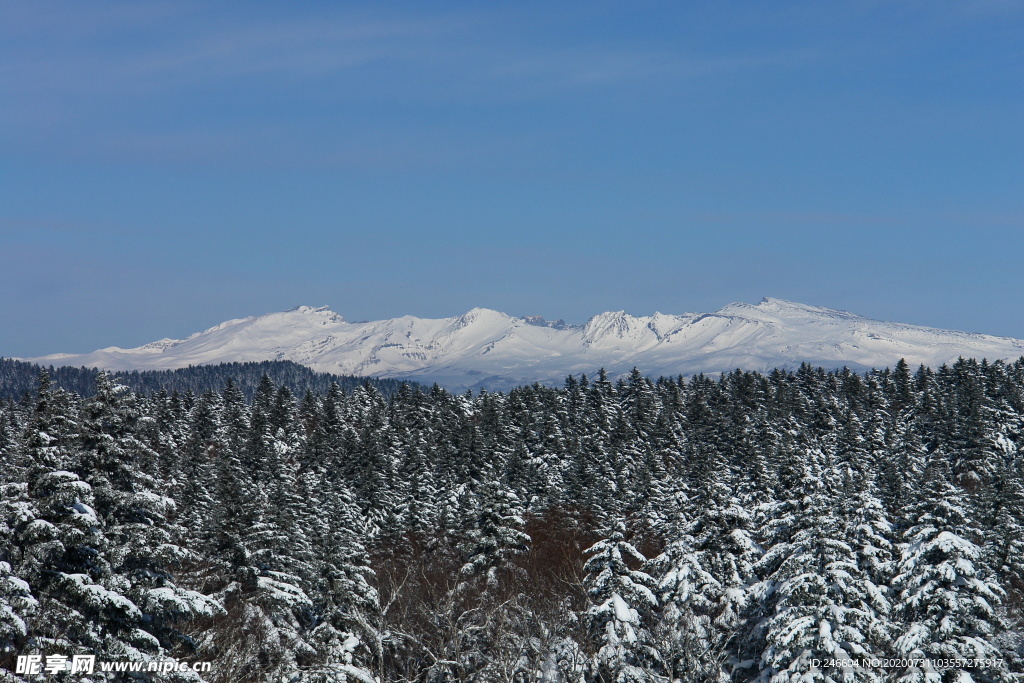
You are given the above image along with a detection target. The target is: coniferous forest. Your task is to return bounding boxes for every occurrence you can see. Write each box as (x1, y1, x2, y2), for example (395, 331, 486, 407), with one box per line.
(0, 358, 411, 402)
(1, 359, 1023, 682)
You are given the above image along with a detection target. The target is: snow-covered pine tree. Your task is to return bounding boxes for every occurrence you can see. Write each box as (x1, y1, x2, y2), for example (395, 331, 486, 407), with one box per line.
(178, 390, 221, 545)
(13, 372, 142, 661)
(832, 408, 897, 595)
(524, 405, 569, 511)
(245, 377, 311, 592)
(393, 433, 439, 542)
(751, 439, 891, 682)
(0, 481, 37, 676)
(344, 383, 400, 538)
(201, 378, 315, 683)
(80, 372, 219, 663)
(18, 467, 131, 660)
(891, 455, 1009, 682)
(648, 488, 725, 683)
(946, 359, 1003, 494)
(583, 521, 662, 682)
(986, 455, 1024, 676)
(458, 478, 530, 595)
(666, 424, 762, 682)
(301, 475, 380, 683)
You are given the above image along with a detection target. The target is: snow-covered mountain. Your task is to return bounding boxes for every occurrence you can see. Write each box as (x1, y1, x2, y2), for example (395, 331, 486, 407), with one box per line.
(28, 298, 1024, 391)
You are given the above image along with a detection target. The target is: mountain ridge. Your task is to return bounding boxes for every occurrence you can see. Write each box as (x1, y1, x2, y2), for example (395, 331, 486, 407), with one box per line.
(25, 298, 1024, 391)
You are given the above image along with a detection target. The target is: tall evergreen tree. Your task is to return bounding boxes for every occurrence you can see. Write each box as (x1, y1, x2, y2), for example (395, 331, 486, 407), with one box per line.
(458, 479, 530, 595)
(752, 457, 891, 682)
(891, 456, 1008, 682)
(583, 522, 662, 682)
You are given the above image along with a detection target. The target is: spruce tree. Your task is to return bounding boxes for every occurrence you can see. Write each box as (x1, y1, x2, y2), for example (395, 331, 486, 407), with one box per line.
(649, 489, 725, 683)
(458, 479, 530, 595)
(583, 522, 662, 682)
(891, 457, 1008, 682)
(752, 458, 891, 682)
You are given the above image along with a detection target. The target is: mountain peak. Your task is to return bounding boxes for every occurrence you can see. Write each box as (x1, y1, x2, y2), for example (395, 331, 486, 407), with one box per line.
(521, 315, 571, 330)
(714, 297, 861, 321)
(286, 304, 339, 315)
(582, 310, 653, 343)
(463, 307, 506, 316)
(281, 305, 346, 323)
(457, 307, 512, 324)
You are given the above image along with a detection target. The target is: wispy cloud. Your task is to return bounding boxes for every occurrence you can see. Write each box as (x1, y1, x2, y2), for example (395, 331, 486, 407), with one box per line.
(2, 3, 807, 98)
(689, 210, 1024, 230)
(1, 3, 815, 169)
(1, 4, 476, 92)
(484, 46, 814, 102)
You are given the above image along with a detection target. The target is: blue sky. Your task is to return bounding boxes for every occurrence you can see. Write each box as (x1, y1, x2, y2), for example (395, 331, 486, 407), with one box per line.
(2, 1, 1023, 356)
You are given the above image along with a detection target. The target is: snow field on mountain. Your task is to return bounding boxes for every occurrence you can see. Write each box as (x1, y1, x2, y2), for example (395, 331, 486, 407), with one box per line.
(29, 298, 1024, 390)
